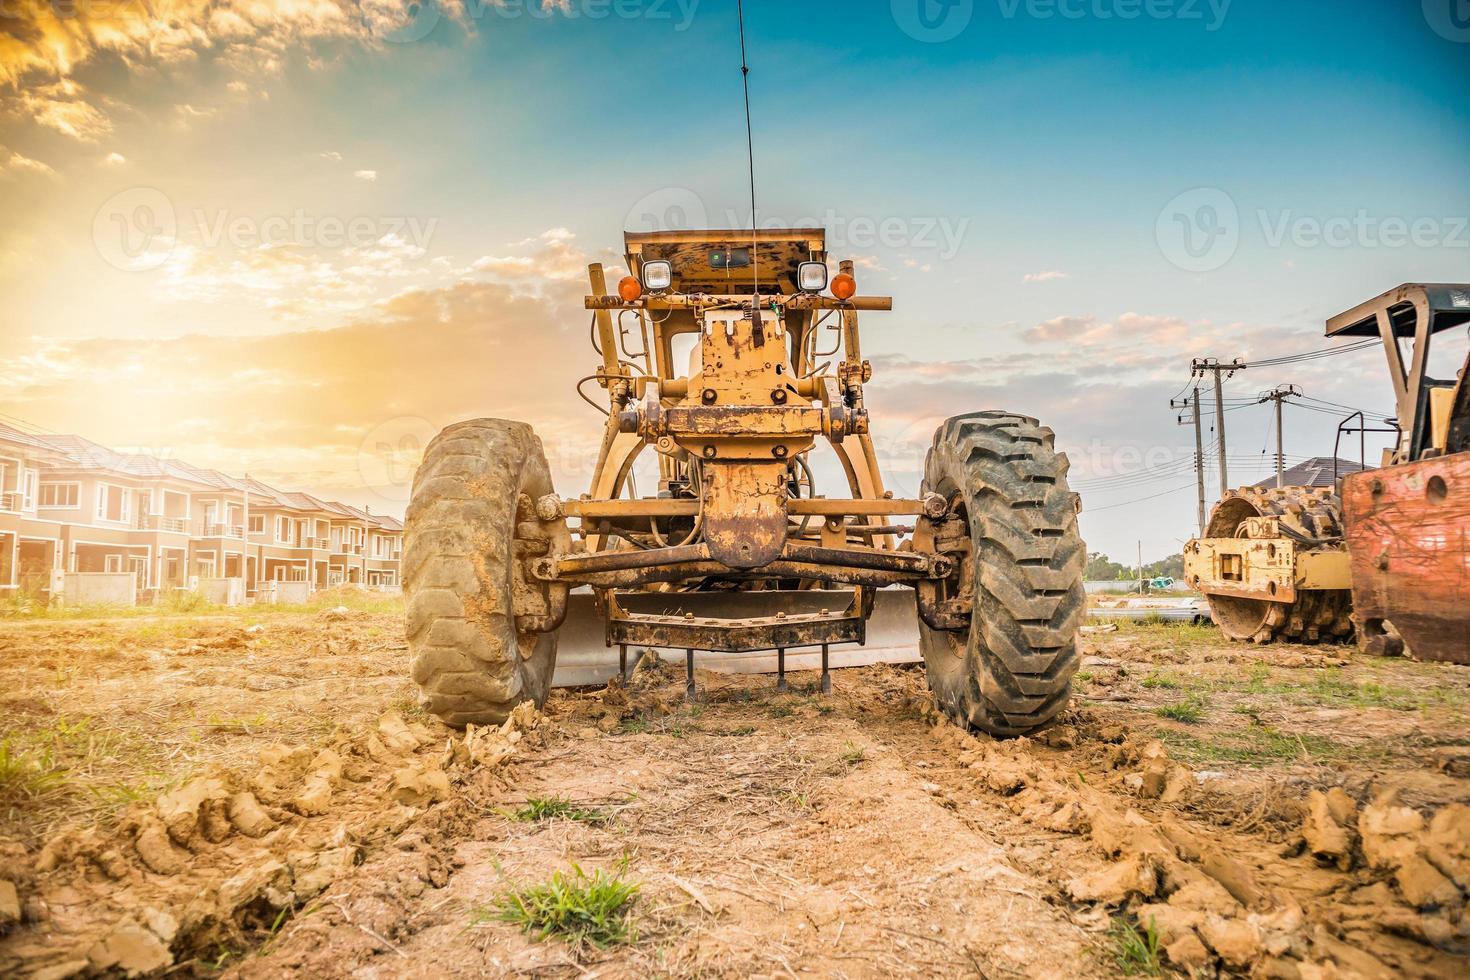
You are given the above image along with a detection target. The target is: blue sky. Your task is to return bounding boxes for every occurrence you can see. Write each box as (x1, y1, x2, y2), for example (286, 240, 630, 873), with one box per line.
(1, 0, 1467, 560)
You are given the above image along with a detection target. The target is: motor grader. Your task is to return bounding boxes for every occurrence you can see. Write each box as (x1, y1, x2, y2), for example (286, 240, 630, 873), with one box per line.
(1183, 283, 1470, 659)
(402, 228, 1087, 736)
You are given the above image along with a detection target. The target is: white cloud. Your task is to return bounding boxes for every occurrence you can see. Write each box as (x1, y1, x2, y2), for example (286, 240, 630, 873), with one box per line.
(470, 228, 589, 284)
(103, 152, 127, 166)
(0, 147, 58, 180)
(320, 151, 343, 162)
(353, 170, 378, 182)
(1023, 270, 1072, 283)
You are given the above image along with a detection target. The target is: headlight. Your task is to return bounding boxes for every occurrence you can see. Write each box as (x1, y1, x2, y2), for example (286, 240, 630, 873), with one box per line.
(641, 260, 673, 292)
(797, 261, 828, 293)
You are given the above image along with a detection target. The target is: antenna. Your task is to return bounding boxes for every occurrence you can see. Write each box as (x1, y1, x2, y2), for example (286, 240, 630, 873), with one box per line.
(737, 0, 759, 303)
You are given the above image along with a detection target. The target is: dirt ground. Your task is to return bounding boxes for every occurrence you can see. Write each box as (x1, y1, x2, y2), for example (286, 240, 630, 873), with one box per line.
(2, 607, 1469, 978)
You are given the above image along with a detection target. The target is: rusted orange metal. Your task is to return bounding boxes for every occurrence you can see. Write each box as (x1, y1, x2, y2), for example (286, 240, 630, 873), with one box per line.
(1340, 454, 1470, 663)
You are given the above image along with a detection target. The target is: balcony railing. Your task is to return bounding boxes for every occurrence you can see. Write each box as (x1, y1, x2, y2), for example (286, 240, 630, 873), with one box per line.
(198, 522, 245, 538)
(0, 490, 21, 513)
(137, 515, 190, 534)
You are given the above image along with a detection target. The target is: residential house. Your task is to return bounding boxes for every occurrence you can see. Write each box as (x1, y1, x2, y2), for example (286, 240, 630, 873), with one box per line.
(0, 422, 403, 603)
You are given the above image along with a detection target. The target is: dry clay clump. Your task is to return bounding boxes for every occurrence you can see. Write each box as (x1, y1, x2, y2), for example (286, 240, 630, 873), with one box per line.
(931, 722, 1466, 974)
(14, 706, 542, 978)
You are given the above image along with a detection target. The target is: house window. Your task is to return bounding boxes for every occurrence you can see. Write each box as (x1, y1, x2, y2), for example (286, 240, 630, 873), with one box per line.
(96, 483, 131, 523)
(249, 515, 265, 534)
(22, 470, 37, 511)
(38, 483, 80, 508)
(104, 554, 123, 573)
(276, 516, 289, 542)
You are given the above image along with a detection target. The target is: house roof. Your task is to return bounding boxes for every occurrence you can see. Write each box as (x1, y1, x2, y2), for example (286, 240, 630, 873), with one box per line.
(1252, 457, 1369, 489)
(0, 421, 71, 458)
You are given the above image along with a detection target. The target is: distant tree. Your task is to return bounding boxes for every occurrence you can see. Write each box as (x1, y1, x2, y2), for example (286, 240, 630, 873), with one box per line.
(1084, 551, 1184, 582)
(1085, 552, 1133, 581)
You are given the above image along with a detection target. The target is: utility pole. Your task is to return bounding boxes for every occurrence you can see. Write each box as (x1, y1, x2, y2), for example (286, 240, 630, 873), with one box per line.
(1257, 384, 1303, 488)
(1190, 358, 1246, 497)
(1171, 385, 1209, 535)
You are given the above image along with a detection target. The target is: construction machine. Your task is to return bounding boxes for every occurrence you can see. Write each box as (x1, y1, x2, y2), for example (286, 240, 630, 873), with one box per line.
(1183, 485, 1354, 644)
(402, 228, 1087, 736)
(1184, 282, 1470, 656)
(1328, 283, 1470, 662)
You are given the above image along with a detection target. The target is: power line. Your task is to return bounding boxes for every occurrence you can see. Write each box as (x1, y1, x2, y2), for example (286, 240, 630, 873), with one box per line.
(1244, 338, 1379, 368)
(1084, 482, 1198, 513)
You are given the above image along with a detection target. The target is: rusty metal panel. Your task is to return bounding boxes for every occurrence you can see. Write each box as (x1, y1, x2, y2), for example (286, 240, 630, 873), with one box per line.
(1342, 455, 1470, 664)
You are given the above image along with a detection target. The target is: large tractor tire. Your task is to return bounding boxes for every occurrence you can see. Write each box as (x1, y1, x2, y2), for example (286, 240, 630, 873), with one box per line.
(919, 412, 1087, 737)
(404, 419, 569, 727)
(1201, 487, 1353, 645)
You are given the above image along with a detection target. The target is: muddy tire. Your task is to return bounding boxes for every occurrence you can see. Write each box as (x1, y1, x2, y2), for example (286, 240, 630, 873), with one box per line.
(1199, 487, 1353, 645)
(919, 412, 1087, 737)
(404, 419, 569, 727)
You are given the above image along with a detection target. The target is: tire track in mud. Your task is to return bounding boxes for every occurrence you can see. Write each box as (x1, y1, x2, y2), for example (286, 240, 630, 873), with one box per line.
(241, 663, 1104, 978)
(860, 703, 1469, 978)
(240, 659, 1470, 978)
(8, 648, 1467, 978)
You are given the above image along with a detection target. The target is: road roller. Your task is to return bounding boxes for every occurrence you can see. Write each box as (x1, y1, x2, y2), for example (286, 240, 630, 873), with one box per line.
(1183, 485, 1354, 645)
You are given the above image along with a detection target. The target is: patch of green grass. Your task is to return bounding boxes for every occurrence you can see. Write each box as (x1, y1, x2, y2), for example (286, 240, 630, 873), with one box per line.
(1154, 693, 1207, 724)
(721, 726, 757, 737)
(781, 790, 813, 810)
(767, 704, 795, 719)
(0, 736, 68, 804)
(838, 741, 866, 766)
(1140, 672, 1179, 690)
(1157, 726, 1368, 766)
(615, 716, 691, 738)
(1114, 620, 1216, 644)
(482, 863, 639, 948)
(1073, 670, 1094, 685)
(506, 796, 613, 826)
(1107, 915, 1162, 976)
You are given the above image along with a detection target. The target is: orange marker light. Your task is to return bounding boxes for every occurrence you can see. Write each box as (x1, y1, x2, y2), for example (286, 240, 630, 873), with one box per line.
(618, 275, 643, 303)
(830, 273, 857, 301)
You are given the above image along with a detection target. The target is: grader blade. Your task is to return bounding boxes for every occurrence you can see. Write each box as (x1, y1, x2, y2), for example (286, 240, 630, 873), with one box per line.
(549, 588, 923, 688)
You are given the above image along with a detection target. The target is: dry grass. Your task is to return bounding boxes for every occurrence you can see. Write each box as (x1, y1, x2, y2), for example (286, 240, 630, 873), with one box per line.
(0, 602, 411, 842)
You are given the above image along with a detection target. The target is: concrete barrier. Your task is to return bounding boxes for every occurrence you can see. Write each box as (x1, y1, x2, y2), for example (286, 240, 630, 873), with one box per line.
(60, 573, 136, 607)
(259, 581, 312, 605)
(198, 577, 246, 606)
